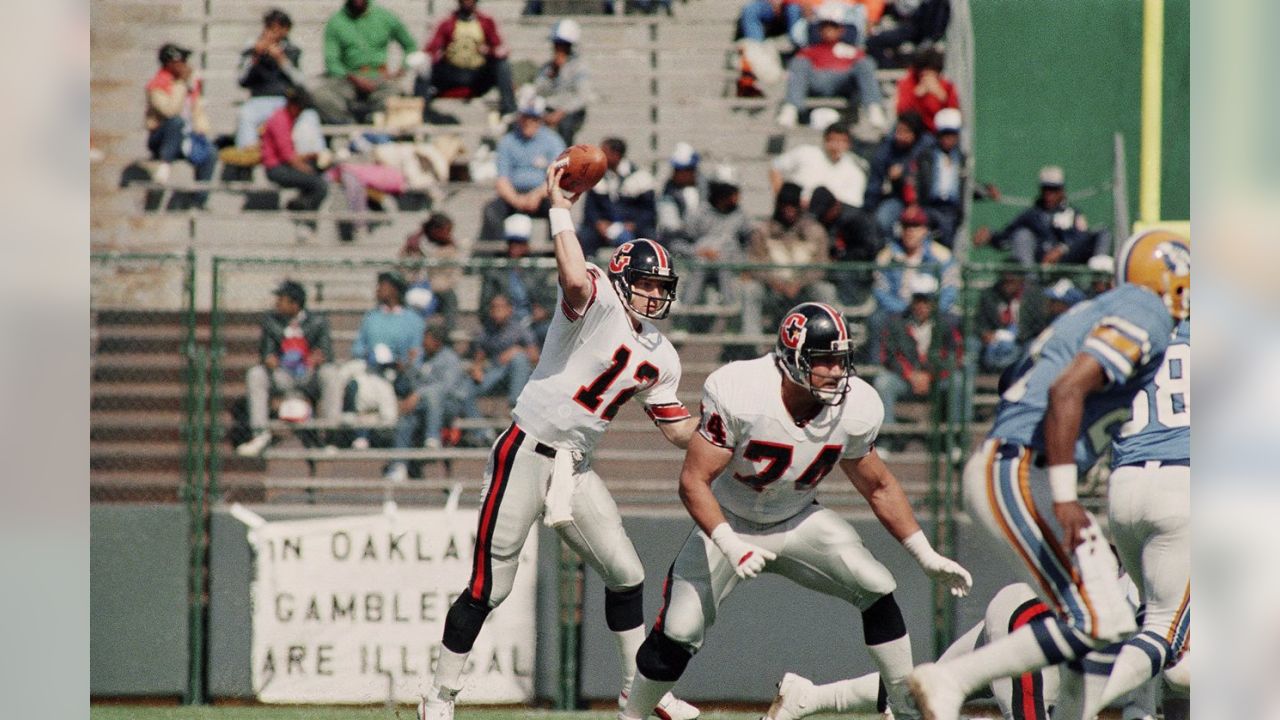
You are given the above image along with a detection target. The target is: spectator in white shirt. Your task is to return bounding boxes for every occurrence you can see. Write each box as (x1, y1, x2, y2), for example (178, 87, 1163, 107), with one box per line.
(768, 122, 869, 208)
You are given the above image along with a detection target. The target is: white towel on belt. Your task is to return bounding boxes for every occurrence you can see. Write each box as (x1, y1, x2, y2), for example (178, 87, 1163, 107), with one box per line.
(543, 448, 576, 528)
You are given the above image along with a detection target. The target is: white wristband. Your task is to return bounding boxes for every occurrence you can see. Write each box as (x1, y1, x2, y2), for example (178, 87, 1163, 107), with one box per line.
(1047, 464, 1078, 503)
(901, 530, 933, 562)
(549, 207, 573, 237)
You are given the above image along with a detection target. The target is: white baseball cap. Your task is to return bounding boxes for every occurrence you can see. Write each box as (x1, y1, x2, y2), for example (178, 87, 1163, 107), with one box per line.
(669, 142, 700, 169)
(809, 107, 841, 130)
(504, 213, 533, 241)
(1039, 165, 1066, 187)
(551, 19, 581, 45)
(934, 108, 962, 133)
(908, 273, 940, 297)
(814, 2, 846, 24)
(1087, 254, 1115, 275)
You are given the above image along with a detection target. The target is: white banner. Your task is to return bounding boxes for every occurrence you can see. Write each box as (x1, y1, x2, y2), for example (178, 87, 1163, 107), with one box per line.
(247, 508, 538, 704)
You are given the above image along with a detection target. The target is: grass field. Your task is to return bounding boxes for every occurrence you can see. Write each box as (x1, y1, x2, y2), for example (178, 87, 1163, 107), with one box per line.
(88, 707, 890, 720)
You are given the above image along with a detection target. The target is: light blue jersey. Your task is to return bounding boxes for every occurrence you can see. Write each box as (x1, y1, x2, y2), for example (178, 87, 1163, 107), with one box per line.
(990, 284, 1175, 470)
(1111, 319, 1190, 467)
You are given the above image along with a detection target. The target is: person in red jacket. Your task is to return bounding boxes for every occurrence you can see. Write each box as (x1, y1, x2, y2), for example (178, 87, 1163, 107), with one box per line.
(414, 0, 517, 116)
(777, 4, 887, 131)
(894, 45, 958, 134)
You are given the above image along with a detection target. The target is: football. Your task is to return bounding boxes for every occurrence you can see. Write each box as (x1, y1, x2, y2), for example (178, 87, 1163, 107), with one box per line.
(555, 144, 608, 195)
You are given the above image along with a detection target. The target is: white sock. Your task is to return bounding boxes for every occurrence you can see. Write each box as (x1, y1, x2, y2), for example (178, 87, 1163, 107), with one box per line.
(943, 624, 1051, 696)
(807, 672, 881, 713)
(432, 646, 469, 696)
(1096, 643, 1165, 712)
(866, 634, 916, 718)
(623, 673, 675, 720)
(614, 626, 646, 695)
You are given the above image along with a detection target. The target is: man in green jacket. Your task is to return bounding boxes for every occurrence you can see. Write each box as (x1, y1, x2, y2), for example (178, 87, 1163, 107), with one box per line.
(310, 0, 417, 124)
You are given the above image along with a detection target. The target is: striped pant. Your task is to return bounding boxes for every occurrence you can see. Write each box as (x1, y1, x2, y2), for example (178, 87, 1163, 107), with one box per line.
(962, 439, 1130, 647)
(466, 422, 645, 607)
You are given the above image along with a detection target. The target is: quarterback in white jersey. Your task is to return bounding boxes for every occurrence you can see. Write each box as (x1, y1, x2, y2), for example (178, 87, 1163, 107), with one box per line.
(421, 164, 701, 720)
(619, 302, 973, 720)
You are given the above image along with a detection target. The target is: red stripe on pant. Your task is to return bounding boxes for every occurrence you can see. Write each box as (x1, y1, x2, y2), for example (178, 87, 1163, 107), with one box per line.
(1009, 598, 1052, 720)
(651, 562, 675, 633)
(469, 424, 523, 601)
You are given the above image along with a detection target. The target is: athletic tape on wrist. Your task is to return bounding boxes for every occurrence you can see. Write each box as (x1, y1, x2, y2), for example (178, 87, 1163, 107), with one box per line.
(1048, 464, 1079, 503)
(549, 207, 573, 236)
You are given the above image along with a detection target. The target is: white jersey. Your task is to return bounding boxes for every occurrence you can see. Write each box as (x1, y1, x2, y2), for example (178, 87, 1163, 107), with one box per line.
(512, 263, 689, 453)
(697, 355, 884, 524)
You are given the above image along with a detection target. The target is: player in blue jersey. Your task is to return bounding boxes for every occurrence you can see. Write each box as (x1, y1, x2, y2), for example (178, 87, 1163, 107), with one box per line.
(1053, 318, 1190, 720)
(908, 229, 1191, 720)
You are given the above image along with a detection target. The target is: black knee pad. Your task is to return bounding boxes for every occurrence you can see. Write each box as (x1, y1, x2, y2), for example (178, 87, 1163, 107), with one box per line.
(442, 594, 492, 654)
(604, 585, 645, 632)
(635, 630, 693, 682)
(862, 593, 907, 645)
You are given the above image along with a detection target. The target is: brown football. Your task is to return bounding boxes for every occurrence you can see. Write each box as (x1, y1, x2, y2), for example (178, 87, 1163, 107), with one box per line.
(555, 144, 608, 195)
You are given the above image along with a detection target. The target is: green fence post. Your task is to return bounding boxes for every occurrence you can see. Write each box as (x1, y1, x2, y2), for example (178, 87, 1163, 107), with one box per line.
(557, 540, 584, 710)
(184, 347, 209, 705)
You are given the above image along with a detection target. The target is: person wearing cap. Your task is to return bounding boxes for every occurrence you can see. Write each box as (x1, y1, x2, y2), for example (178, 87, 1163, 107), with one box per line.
(865, 0, 950, 67)
(865, 110, 927, 240)
(893, 46, 958, 134)
(416, 0, 517, 117)
(974, 271, 1028, 372)
(777, 4, 886, 131)
(260, 87, 330, 217)
(480, 214, 557, 327)
(771, 122, 870, 208)
(1085, 254, 1116, 296)
(479, 95, 566, 241)
(235, 9, 322, 153)
(873, 272, 965, 450)
(351, 272, 428, 373)
(310, 0, 417, 124)
(807, 184, 880, 303)
(532, 19, 591, 145)
(911, 107, 965, 246)
(670, 163, 752, 331)
(993, 165, 1113, 268)
(579, 137, 658, 257)
(868, 203, 958, 362)
(740, 182, 838, 336)
(400, 212, 463, 325)
(144, 42, 214, 206)
(237, 281, 342, 457)
(656, 142, 707, 246)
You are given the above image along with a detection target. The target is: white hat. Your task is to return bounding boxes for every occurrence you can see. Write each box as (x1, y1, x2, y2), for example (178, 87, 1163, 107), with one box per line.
(404, 50, 429, 73)
(1039, 165, 1066, 187)
(551, 19, 581, 45)
(934, 108, 962, 132)
(504, 213, 533, 241)
(1087, 254, 1115, 274)
(814, 2, 846, 24)
(669, 142, 700, 169)
(517, 95, 547, 117)
(709, 163, 739, 187)
(908, 273, 940, 297)
(809, 107, 841, 130)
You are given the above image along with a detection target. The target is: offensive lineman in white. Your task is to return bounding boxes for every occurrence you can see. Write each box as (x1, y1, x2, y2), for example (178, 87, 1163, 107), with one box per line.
(618, 303, 973, 720)
(420, 164, 701, 720)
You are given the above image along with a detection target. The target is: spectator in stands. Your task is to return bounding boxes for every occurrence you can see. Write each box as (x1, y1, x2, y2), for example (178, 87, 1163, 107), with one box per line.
(469, 293, 538, 410)
(974, 270, 1027, 372)
(384, 323, 473, 481)
(873, 273, 965, 449)
(656, 142, 706, 248)
(671, 164, 751, 329)
(734, 0, 803, 97)
(776, 4, 887, 131)
(912, 107, 964, 245)
(579, 137, 658, 257)
(1085, 254, 1115, 296)
(352, 271, 427, 370)
(400, 212, 463, 326)
(532, 20, 591, 145)
(993, 165, 1112, 267)
(235, 9, 323, 155)
(864, 110, 927, 239)
(260, 88, 330, 216)
(869, 204, 958, 362)
(866, 0, 951, 67)
(237, 281, 342, 457)
(1016, 277, 1088, 349)
(145, 43, 214, 208)
(808, 185, 880, 303)
(479, 96, 565, 241)
(740, 182, 838, 335)
(480, 214, 557, 326)
(310, 0, 417, 124)
(770, 122, 869, 208)
(894, 45, 958, 134)
(798, 0, 877, 49)
(415, 0, 517, 119)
